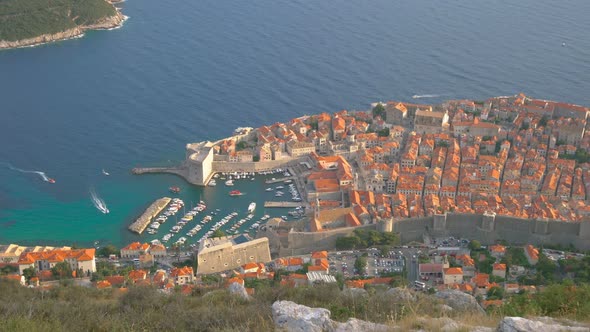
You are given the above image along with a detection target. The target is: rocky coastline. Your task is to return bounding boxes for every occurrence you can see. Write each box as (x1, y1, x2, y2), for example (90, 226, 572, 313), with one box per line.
(0, 10, 126, 50)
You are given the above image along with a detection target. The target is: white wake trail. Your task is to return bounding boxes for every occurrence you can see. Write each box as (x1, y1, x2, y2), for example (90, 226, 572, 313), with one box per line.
(412, 94, 445, 99)
(1, 161, 50, 181)
(90, 188, 110, 214)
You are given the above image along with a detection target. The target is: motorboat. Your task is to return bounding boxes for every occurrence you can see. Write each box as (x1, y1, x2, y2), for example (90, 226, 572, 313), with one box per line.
(225, 179, 234, 186)
(248, 202, 256, 213)
(229, 190, 244, 196)
(102, 169, 110, 176)
(169, 186, 181, 193)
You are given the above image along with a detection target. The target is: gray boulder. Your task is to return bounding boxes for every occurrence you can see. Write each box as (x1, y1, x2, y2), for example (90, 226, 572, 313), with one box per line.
(387, 287, 417, 303)
(434, 290, 484, 313)
(228, 282, 250, 300)
(272, 300, 335, 332)
(334, 318, 391, 332)
(498, 317, 590, 332)
(342, 288, 368, 298)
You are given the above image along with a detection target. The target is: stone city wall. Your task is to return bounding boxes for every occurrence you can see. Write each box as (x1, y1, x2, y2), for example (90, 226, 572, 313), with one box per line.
(281, 224, 376, 256)
(391, 213, 590, 251)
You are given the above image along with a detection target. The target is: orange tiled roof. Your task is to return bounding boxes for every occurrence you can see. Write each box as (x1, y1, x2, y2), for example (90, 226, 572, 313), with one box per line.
(171, 266, 194, 277)
(311, 251, 328, 259)
(17, 248, 95, 264)
(444, 267, 463, 275)
(493, 263, 506, 271)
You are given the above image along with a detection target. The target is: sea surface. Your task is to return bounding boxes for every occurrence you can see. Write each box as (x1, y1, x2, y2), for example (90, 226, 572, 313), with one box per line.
(1, 0, 589, 247)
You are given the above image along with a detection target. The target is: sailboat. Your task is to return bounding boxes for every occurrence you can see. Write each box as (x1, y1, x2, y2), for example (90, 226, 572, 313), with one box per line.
(102, 169, 110, 176)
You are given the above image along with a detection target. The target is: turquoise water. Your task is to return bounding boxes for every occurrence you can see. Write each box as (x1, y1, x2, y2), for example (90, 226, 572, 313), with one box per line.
(1, 0, 589, 247)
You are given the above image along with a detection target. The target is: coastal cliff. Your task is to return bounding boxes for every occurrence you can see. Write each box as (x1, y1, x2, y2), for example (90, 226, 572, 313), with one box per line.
(0, 0, 126, 50)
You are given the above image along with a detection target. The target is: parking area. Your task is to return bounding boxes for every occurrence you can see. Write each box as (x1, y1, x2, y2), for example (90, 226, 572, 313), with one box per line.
(431, 236, 470, 248)
(327, 249, 407, 277)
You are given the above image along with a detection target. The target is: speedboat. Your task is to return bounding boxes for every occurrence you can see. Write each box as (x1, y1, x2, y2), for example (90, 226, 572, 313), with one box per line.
(229, 190, 244, 196)
(102, 169, 110, 176)
(169, 186, 181, 193)
(225, 179, 234, 186)
(47, 178, 56, 184)
(248, 202, 256, 213)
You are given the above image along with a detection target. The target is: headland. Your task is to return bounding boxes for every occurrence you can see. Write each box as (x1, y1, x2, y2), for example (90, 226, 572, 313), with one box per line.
(0, 0, 126, 50)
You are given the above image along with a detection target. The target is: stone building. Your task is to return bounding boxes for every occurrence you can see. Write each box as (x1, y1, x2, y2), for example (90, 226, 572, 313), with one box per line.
(186, 141, 214, 186)
(197, 235, 271, 275)
(414, 110, 449, 134)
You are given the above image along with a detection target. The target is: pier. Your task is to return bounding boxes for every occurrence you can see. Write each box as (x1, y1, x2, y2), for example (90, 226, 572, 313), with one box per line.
(132, 166, 187, 177)
(128, 197, 172, 234)
(264, 201, 303, 208)
(265, 176, 293, 184)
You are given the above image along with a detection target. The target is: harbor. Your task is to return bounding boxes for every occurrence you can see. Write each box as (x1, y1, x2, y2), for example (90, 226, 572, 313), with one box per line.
(131, 167, 309, 249)
(128, 197, 172, 234)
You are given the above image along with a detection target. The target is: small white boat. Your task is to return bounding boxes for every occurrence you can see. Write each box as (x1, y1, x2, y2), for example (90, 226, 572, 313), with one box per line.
(225, 179, 234, 186)
(102, 169, 110, 176)
(248, 202, 256, 213)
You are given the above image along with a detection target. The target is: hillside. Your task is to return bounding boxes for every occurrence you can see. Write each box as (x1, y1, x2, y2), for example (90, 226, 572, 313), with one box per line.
(0, 280, 589, 331)
(0, 0, 123, 49)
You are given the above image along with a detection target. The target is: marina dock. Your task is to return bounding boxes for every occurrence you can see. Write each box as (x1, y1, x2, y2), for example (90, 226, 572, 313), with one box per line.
(128, 197, 172, 234)
(264, 201, 303, 208)
(265, 176, 293, 184)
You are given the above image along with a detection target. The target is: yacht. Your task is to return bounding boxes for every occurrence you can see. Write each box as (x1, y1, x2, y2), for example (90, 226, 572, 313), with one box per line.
(248, 202, 256, 213)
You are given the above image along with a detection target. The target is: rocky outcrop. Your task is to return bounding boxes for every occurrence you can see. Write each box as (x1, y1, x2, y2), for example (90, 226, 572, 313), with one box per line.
(0, 11, 125, 50)
(434, 289, 485, 313)
(272, 301, 390, 332)
(386, 287, 417, 303)
(272, 301, 335, 332)
(498, 317, 590, 332)
(228, 282, 250, 301)
(334, 318, 390, 332)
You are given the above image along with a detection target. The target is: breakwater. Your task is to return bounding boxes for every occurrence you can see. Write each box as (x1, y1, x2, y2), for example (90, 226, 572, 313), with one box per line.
(264, 201, 303, 208)
(128, 197, 171, 234)
(265, 176, 293, 184)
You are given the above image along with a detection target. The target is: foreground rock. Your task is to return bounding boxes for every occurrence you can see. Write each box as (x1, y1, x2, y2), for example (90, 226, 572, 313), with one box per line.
(498, 317, 590, 332)
(386, 287, 417, 303)
(272, 301, 335, 332)
(434, 290, 484, 313)
(228, 282, 250, 300)
(272, 301, 389, 332)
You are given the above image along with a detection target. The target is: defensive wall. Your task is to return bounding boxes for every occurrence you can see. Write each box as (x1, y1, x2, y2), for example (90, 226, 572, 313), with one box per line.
(197, 237, 271, 275)
(273, 213, 590, 254)
(390, 213, 590, 251)
(280, 224, 376, 256)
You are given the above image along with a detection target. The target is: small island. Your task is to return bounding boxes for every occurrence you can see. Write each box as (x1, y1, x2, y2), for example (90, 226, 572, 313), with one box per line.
(0, 0, 126, 50)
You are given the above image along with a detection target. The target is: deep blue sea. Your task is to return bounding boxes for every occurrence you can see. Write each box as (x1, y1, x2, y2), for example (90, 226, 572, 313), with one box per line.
(1, 0, 589, 247)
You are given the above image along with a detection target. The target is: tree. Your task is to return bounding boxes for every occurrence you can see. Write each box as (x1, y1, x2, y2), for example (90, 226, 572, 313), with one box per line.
(236, 141, 248, 151)
(97, 245, 119, 258)
(372, 104, 386, 119)
(354, 256, 367, 275)
(335, 236, 361, 250)
(468, 240, 481, 251)
(51, 262, 73, 279)
(211, 229, 225, 238)
(22, 267, 36, 281)
(377, 128, 390, 137)
(487, 286, 504, 300)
